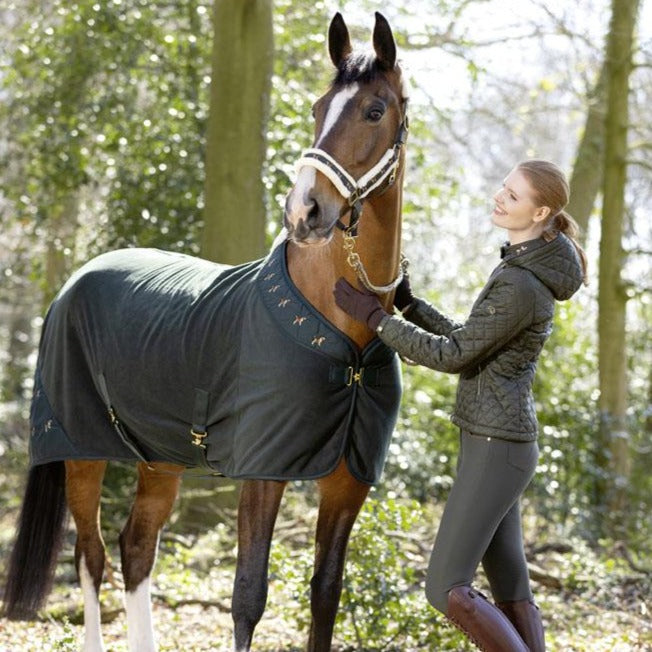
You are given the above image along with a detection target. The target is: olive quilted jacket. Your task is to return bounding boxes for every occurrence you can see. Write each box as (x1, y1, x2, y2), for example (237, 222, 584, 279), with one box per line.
(377, 233, 584, 441)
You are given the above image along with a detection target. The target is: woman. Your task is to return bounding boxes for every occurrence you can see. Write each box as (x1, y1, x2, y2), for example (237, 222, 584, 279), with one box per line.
(334, 159, 587, 652)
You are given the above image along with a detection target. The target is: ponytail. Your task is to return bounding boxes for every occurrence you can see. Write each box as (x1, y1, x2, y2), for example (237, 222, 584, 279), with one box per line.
(542, 209, 589, 285)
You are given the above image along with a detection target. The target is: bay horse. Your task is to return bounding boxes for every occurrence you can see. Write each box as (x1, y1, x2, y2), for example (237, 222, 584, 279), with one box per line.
(2, 11, 408, 652)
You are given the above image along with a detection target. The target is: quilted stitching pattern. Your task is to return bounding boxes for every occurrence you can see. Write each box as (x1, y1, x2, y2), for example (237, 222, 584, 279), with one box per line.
(380, 234, 583, 442)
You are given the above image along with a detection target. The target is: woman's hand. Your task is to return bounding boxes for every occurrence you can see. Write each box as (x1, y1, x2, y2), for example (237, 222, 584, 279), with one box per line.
(333, 278, 388, 329)
(393, 275, 415, 311)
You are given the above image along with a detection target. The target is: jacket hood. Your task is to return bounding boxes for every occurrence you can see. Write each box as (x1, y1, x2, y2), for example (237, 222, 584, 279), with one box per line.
(501, 233, 584, 301)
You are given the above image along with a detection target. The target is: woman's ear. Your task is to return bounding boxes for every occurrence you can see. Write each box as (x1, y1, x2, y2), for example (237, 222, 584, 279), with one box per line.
(534, 206, 551, 222)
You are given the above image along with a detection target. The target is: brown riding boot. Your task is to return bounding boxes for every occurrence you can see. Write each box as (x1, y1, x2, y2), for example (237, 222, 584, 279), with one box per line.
(446, 586, 529, 652)
(498, 599, 546, 652)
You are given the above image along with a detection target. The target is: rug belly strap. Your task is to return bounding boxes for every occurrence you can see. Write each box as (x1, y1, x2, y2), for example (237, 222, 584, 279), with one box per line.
(96, 373, 151, 464)
(190, 388, 210, 449)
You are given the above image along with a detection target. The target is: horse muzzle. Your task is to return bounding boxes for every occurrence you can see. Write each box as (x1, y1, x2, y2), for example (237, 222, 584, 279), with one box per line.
(284, 183, 341, 246)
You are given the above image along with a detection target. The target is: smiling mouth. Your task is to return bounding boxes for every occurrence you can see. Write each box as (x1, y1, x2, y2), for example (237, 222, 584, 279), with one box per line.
(493, 205, 507, 216)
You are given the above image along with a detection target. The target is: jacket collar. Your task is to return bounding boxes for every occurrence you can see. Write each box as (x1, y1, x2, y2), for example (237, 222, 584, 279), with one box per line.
(500, 237, 548, 260)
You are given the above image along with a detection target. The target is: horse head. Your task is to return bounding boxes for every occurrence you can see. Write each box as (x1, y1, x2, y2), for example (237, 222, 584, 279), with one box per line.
(284, 12, 408, 246)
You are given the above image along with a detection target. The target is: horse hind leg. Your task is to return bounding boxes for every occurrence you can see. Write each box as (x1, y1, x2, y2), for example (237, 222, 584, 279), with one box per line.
(309, 460, 370, 652)
(119, 462, 182, 652)
(65, 460, 109, 652)
(232, 479, 287, 652)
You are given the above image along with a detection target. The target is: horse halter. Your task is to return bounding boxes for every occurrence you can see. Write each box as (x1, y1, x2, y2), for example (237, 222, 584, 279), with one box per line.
(294, 103, 409, 294)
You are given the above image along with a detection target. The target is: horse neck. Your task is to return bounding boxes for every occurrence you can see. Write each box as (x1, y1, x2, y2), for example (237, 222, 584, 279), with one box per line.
(287, 181, 403, 350)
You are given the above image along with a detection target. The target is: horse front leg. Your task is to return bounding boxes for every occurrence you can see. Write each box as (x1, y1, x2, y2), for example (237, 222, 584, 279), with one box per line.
(65, 460, 109, 652)
(309, 460, 370, 652)
(232, 479, 287, 652)
(119, 462, 182, 652)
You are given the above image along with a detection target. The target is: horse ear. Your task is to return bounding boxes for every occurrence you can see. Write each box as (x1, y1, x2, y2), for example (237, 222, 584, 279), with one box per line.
(328, 12, 352, 67)
(373, 12, 397, 70)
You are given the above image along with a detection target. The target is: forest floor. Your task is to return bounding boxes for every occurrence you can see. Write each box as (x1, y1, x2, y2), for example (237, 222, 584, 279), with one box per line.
(0, 593, 650, 652)
(0, 478, 650, 651)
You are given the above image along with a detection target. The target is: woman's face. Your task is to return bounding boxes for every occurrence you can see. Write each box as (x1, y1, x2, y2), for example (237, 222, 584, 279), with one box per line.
(492, 168, 549, 243)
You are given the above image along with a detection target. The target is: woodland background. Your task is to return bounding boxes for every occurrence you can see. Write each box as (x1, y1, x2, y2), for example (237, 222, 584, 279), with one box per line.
(0, 0, 650, 650)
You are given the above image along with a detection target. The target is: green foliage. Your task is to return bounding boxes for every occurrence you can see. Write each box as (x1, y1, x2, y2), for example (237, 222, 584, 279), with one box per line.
(264, 494, 651, 651)
(382, 363, 459, 502)
(0, 0, 346, 260)
(52, 618, 77, 651)
(336, 498, 470, 651)
(624, 292, 652, 554)
(269, 497, 472, 651)
(530, 299, 601, 537)
(531, 295, 648, 549)
(1, 0, 213, 265)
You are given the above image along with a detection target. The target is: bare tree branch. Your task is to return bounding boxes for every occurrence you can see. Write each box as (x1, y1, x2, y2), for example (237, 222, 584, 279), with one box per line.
(626, 158, 652, 172)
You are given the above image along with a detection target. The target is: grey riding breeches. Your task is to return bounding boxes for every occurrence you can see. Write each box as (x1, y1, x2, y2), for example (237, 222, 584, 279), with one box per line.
(425, 430, 539, 613)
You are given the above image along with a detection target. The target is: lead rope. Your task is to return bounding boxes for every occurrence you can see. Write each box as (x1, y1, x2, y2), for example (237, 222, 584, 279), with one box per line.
(342, 229, 409, 294)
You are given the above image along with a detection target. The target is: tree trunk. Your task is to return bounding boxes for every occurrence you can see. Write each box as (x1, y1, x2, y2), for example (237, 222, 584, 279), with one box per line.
(201, 0, 273, 264)
(566, 64, 607, 242)
(595, 0, 640, 539)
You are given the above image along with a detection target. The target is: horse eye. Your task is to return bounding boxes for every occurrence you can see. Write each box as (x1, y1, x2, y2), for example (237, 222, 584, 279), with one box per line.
(366, 107, 385, 122)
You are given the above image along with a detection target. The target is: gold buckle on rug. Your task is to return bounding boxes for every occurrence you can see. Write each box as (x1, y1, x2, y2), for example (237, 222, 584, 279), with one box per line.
(345, 366, 364, 387)
(190, 429, 207, 449)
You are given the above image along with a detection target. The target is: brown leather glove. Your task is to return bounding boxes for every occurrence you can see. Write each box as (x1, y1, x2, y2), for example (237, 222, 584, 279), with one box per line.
(333, 278, 388, 330)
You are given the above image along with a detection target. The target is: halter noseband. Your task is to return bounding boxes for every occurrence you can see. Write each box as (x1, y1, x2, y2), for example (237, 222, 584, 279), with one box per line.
(295, 104, 409, 238)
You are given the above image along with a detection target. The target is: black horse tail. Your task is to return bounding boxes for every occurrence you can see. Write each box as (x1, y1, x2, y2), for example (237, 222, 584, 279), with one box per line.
(2, 461, 68, 619)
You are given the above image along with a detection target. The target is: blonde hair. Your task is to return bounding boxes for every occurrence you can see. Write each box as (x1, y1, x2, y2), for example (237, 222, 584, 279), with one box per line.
(516, 159, 588, 284)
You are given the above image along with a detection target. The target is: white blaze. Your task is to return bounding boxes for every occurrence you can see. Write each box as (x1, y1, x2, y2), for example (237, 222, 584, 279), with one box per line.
(315, 83, 359, 148)
(285, 166, 317, 227)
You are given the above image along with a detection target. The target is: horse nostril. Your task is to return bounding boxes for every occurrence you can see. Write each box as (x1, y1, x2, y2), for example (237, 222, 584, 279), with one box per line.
(306, 200, 320, 226)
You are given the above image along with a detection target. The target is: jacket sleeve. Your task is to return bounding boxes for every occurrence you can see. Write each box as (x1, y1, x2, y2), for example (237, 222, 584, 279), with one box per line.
(402, 297, 462, 336)
(378, 274, 535, 373)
